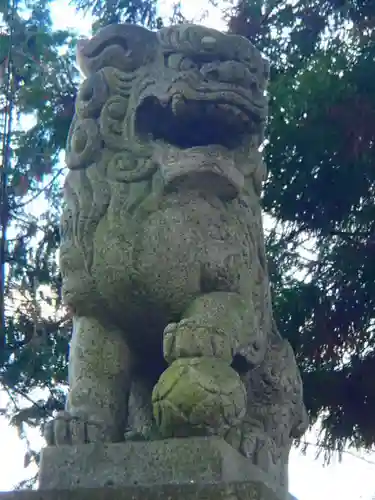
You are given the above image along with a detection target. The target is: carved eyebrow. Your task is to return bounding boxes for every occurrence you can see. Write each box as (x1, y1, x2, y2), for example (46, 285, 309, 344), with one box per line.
(159, 41, 265, 72)
(162, 50, 228, 63)
(161, 50, 265, 77)
(82, 35, 131, 58)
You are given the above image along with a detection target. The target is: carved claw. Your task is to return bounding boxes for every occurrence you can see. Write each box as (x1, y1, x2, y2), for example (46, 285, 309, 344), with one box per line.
(163, 319, 233, 364)
(124, 422, 162, 442)
(44, 411, 111, 446)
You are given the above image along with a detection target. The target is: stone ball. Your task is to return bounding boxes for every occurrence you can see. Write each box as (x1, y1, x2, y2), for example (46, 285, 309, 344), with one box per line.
(152, 356, 247, 437)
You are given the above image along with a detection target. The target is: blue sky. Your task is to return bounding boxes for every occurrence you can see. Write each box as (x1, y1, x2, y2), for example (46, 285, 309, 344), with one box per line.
(0, 0, 374, 497)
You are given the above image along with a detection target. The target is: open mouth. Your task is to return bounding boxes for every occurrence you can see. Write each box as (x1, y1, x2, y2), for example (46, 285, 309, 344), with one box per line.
(135, 94, 257, 150)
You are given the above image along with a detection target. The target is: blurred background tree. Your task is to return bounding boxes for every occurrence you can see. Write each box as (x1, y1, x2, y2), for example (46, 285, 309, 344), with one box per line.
(228, 0, 375, 453)
(0, 0, 79, 481)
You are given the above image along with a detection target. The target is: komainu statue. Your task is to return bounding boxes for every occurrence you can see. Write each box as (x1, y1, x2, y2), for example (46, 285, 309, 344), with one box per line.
(45, 23, 308, 494)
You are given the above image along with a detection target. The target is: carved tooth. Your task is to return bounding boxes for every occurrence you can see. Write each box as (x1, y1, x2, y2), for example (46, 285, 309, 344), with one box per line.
(217, 103, 249, 122)
(218, 103, 231, 112)
(201, 35, 216, 50)
(160, 100, 168, 108)
(158, 96, 169, 108)
(171, 94, 184, 114)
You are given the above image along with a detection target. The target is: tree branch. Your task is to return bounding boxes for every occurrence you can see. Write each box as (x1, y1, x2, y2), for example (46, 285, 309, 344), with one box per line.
(13, 168, 63, 209)
(300, 440, 375, 465)
(0, 381, 53, 417)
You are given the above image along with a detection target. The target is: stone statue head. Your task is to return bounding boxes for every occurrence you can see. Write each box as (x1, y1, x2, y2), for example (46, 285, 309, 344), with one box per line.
(67, 23, 269, 200)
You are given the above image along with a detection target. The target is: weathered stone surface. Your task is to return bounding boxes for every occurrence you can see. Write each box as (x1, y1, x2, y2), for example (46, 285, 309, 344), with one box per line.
(0, 481, 281, 500)
(42, 21, 308, 500)
(39, 437, 275, 491)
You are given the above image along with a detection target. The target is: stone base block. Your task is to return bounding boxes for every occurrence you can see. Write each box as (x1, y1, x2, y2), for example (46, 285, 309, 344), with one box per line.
(0, 482, 281, 500)
(38, 437, 276, 492)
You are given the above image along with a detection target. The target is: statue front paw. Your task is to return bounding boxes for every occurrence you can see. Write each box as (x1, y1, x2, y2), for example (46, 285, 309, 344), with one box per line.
(44, 411, 112, 446)
(163, 319, 233, 364)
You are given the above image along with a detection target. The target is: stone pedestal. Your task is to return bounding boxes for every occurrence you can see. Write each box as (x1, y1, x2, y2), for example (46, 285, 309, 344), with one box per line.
(38, 437, 277, 492)
(0, 439, 285, 500)
(0, 482, 280, 500)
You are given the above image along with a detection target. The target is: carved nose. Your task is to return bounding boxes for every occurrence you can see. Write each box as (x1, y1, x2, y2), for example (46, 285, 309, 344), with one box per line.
(200, 61, 253, 87)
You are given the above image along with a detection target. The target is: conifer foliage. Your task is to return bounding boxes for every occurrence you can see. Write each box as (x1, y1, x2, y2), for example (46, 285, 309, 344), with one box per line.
(229, 0, 375, 453)
(0, 0, 79, 480)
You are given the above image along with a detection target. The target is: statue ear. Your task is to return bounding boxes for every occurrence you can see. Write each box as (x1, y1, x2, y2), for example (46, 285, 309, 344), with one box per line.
(76, 23, 157, 76)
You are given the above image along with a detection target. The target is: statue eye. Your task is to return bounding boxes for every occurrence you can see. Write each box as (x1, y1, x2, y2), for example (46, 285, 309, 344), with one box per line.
(165, 53, 198, 71)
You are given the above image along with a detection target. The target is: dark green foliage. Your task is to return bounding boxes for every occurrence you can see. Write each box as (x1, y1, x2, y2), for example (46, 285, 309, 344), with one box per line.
(229, 0, 375, 451)
(0, 0, 78, 482)
(74, 0, 162, 30)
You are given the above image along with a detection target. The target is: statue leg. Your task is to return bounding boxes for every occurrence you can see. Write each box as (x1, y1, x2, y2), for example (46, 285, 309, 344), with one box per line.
(125, 377, 163, 441)
(45, 316, 132, 445)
